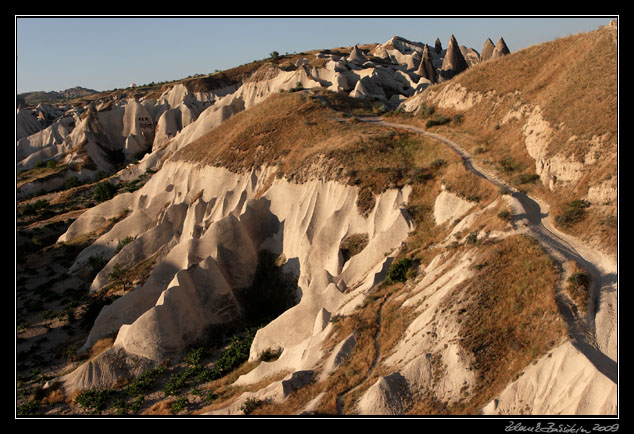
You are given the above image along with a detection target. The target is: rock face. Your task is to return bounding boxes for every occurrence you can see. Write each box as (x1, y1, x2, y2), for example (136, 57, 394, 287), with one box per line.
(440, 35, 470, 81)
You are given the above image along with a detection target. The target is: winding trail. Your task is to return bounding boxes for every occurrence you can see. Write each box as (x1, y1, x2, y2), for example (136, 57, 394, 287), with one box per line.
(353, 116, 617, 385)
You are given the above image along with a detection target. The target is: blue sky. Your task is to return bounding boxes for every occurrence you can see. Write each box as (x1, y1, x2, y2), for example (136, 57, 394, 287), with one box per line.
(15, 16, 615, 94)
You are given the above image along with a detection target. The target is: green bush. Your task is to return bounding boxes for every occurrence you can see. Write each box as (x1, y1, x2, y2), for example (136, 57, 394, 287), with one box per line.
(466, 231, 479, 245)
(425, 115, 450, 128)
(417, 103, 435, 118)
(171, 397, 188, 414)
(497, 157, 523, 174)
(497, 210, 513, 222)
(88, 254, 108, 277)
(514, 173, 541, 185)
(125, 365, 166, 397)
(64, 176, 81, 190)
(385, 257, 414, 284)
(76, 389, 116, 414)
(555, 200, 591, 227)
(568, 271, 591, 290)
(241, 397, 265, 415)
(115, 236, 135, 254)
(93, 181, 118, 202)
(17, 400, 41, 415)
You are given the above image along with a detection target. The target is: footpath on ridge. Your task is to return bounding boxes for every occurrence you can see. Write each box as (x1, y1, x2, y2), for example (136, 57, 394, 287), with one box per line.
(353, 115, 617, 386)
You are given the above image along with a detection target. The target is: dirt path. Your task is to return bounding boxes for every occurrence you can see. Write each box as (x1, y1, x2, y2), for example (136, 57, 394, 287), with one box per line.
(356, 116, 617, 385)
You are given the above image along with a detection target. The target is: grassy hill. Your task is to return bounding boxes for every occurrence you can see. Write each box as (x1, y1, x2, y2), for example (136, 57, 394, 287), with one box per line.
(18, 86, 98, 106)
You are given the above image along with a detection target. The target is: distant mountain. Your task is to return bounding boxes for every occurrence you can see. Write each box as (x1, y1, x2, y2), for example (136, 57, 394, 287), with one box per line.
(17, 86, 98, 107)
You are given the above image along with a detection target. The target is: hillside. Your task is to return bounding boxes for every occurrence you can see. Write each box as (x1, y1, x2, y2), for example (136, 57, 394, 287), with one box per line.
(18, 86, 98, 107)
(15, 26, 617, 418)
(397, 23, 618, 259)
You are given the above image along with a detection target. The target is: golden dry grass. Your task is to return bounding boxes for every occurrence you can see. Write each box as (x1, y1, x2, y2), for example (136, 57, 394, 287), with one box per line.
(449, 235, 565, 414)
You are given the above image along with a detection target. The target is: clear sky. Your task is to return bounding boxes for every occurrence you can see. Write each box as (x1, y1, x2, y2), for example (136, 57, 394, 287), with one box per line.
(15, 15, 615, 94)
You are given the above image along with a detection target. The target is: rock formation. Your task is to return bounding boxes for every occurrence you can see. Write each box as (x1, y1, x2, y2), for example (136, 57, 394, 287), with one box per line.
(481, 37, 495, 61)
(492, 36, 511, 58)
(347, 45, 368, 64)
(440, 35, 470, 81)
(434, 37, 442, 54)
(415, 44, 437, 83)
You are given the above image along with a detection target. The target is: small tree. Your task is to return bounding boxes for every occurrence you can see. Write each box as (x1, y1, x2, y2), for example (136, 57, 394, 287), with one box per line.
(108, 263, 131, 293)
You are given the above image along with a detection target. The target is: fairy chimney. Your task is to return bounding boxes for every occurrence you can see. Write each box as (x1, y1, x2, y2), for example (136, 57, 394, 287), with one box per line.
(415, 44, 437, 83)
(481, 38, 495, 62)
(440, 34, 469, 80)
(434, 37, 442, 54)
(491, 37, 510, 59)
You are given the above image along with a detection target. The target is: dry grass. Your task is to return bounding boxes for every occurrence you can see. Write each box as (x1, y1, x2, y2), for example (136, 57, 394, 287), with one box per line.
(450, 235, 566, 414)
(457, 26, 617, 140)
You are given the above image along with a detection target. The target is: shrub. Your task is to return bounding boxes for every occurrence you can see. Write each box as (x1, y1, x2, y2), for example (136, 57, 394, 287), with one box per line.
(76, 389, 116, 414)
(425, 115, 450, 128)
(258, 348, 280, 362)
(497, 210, 513, 222)
(93, 181, 118, 202)
(171, 397, 188, 414)
(241, 397, 264, 415)
(64, 176, 81, 190)
(17, 400, 40, 415)
(289, 82, 304, 92)
(125, 365, 166, 397)
(417, 103, 435, 118)
(568, 271, 591, 290)
(555, 199, 591, 227)
(385, 257, 414, 285)
(498, 157, 523, 174)
(466, 231, 479, 245)
(115, 236, 135, 254)
(20, 199, 49, 216)
(514, 173, 541, 185)
(453, 113, 464, 124)
(567, 269, 591, 311)
(88, 254, 108, 277)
